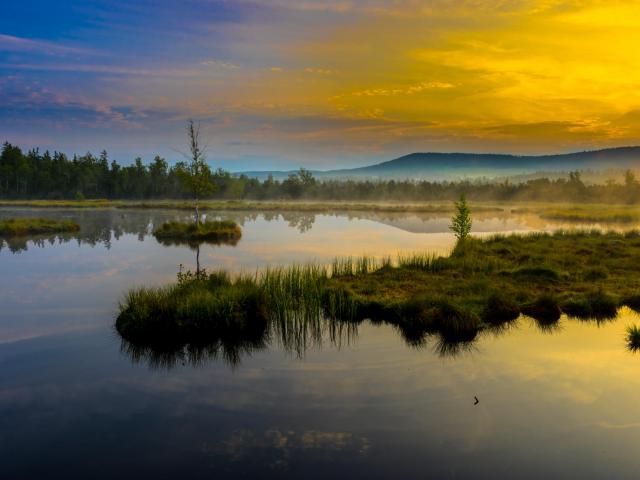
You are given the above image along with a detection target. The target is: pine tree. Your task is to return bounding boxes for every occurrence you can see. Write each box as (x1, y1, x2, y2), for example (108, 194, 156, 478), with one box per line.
(449, 194, 472, 241)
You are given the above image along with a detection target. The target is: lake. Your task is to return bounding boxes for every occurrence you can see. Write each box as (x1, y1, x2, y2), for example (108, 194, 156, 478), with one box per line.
(1, 207, 640, 479)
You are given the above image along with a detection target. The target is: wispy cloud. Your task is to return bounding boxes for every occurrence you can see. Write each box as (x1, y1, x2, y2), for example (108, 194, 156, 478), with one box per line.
(201, 59, 239, 69)
(0, 34, 94, 56)
(0, 76, 145, 129)
(0, 62, 203, 77)
(4, 0, 640, 165)
(348, 81, 454, 97)
(304, 67, 336, 75)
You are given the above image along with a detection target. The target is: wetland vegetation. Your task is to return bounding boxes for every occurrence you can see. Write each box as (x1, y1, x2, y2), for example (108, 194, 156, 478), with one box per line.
(627, 324, 640, 352)
(117, 229, 640, 353)
(512, 204, 640, 223)
(0, 217, 80, 236)
(153, 219, 242, 243)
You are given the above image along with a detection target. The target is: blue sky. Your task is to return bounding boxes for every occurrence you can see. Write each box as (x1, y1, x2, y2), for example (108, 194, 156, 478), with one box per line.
(2, 1, 640, 170)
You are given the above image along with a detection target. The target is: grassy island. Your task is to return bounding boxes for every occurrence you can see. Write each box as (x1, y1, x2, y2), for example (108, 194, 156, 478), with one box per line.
(0, 217, 80, 236)
(511, 205, 640, 223)
(117, 230, 640, 350)
(153, 220, 242, 243)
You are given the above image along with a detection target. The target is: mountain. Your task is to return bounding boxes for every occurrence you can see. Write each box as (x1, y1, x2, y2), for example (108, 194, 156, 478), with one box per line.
(239, 146, 640, 181)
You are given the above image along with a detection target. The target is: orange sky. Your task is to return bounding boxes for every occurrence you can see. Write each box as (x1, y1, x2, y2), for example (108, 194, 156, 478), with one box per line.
(4, 0, 640, 167)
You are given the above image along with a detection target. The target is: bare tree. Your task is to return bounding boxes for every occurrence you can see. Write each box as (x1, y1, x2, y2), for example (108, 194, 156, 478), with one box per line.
(177, 120, 215, 225)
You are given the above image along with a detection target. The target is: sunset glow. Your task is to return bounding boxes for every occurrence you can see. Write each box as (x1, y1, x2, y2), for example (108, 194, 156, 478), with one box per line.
(3, 1, 640, 168)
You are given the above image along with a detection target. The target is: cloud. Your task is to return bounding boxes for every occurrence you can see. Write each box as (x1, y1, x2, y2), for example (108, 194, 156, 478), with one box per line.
(232, 0, 355, 13)
(0, 62, 207, 77)
(5, 0, 640, 164)
(201, 59, 239, 69)
(349, 81, 454, 97)
(0, 34, 93, 56)
(0, 77, 145, 130)
(304, 67, 335, 75)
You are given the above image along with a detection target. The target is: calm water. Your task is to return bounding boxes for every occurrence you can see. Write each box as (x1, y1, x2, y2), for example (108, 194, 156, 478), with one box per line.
(1, 208, 640, 479)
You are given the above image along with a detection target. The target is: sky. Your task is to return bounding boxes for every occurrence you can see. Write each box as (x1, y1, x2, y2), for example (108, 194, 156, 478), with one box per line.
(2, 0, 640, 170)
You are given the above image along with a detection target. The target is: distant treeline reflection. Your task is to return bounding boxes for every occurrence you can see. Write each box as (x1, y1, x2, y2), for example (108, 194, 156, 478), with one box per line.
(0, 210, 322, 252)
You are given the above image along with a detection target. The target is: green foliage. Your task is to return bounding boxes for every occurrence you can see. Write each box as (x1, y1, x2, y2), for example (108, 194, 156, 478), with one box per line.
(153, 220, 241, 242)
(0, 217, 80, 236)
(449, 194, 472, 240)
(118, 230, 640, 353)
(5, 140, 640, 204)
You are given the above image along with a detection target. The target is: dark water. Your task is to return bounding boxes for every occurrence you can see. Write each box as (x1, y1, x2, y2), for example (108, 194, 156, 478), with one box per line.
(1, 208, 640, 479)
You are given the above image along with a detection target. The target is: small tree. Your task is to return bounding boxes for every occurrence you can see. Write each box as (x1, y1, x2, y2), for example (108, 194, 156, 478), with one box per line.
(449, 193, 472, 241)
(177, 120, 215, 225)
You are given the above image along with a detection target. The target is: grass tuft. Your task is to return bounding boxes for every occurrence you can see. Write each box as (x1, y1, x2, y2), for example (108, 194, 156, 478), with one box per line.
(483, 293, 520, 325)
(562, 290, 618, 321)
(521, 294, 561, 324)
(626, 324, 640, 352)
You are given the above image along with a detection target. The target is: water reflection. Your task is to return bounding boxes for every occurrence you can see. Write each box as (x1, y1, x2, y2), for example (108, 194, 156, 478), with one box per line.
(119, 308, 516, 369)
(120, 314, 361, 370)
(3, 206, 623, 254)
(121, 329, 269, 370)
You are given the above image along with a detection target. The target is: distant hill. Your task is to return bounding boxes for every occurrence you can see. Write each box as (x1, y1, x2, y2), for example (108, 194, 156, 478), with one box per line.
(240, 146, 640, 181)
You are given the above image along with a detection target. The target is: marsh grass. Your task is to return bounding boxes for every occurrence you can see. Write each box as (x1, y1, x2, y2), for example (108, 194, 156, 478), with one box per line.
(117, 230, 640, 355)
(117, 199, 504, 214)
(116, 270, 267, 347)
(0, 198, 509, 215)
(0, 199, 112, 208)
(541, 207, 640, 223)
(561, 290, 618, 321)
(153, 220, 242, 242)
(0, 217, 80, 236)
(521, 295, 562, 324)
(626, 324, 640, 352)
(510, 204, 640, 223)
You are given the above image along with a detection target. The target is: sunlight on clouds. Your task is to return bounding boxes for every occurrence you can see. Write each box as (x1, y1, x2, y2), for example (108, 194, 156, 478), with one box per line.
(6, 0, 640, 164)
(253, 0, 640, 152)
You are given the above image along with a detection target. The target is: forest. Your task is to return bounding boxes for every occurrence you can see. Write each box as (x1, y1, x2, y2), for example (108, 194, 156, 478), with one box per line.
(2, 141, 640, 203)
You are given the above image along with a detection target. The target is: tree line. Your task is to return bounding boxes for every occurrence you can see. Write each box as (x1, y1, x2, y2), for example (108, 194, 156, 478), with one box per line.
(2, 141, 640, 203)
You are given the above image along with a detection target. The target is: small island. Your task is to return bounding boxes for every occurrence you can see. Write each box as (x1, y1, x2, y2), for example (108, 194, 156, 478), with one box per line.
(0, 217, 80, 236)
(116, 229, 640, 350)
(153, 219, 242, 243)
